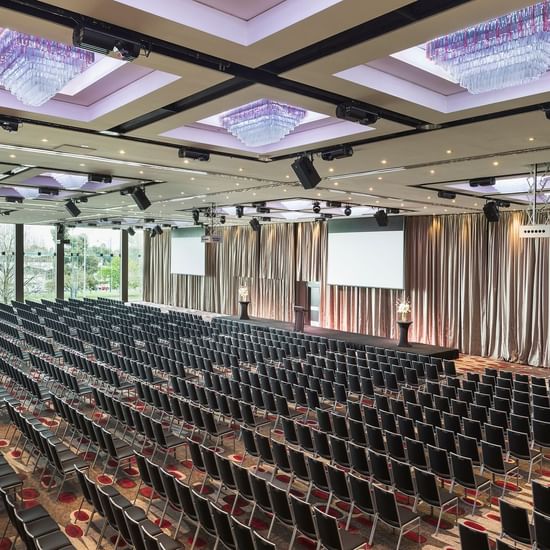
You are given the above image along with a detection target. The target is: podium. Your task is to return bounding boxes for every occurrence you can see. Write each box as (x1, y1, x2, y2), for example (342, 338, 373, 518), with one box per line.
(294, 305, 305, 332)
(397, 320, 413, 347)
(239, 301, 250, 320)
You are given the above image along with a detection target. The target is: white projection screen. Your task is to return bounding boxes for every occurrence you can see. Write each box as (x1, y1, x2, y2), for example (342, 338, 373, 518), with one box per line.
(170, 227, 206, 276)
(327, 217, 405, 289)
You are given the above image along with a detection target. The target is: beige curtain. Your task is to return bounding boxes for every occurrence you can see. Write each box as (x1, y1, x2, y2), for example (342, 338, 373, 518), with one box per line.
(143, 214, 550, 367)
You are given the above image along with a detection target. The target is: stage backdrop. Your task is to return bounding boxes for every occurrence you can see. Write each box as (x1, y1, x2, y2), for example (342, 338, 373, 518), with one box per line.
(143, 211, 549, 367)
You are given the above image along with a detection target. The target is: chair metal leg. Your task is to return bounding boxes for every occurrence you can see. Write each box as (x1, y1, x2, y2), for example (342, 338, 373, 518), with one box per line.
(368, 514, 378, 547)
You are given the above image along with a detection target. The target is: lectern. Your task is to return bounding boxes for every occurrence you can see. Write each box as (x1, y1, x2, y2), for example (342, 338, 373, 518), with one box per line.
(397, 320, 413, 347)
(239, 301, 250, 320)
(294, 305, 305, 332)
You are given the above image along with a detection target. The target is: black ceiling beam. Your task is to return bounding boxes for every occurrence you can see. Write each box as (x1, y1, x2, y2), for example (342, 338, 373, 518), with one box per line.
(0, 0, 428, 131)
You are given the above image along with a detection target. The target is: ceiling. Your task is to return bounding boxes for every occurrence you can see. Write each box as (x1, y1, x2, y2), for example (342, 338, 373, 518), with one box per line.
(0, 0, 549, 229)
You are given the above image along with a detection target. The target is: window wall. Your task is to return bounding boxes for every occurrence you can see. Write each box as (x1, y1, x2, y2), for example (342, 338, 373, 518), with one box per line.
(128, 229, 143, 301)
(65, 227, 121, 300)
(0, 224, 16, 304)
(23, 225, 57, 301)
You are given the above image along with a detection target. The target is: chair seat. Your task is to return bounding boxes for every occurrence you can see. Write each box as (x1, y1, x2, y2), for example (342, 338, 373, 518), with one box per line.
(36, 530, 73, 550)
(510, 448, 541, 461)
(486, 461, 517, 475)
(0, 473, 23, 490)
(112, 446, 135, 460)
(18, 505, 50, 523)
(380, 505, 419, 529)
(162, 434, 186, 447)
(24, 516, 59, 538)
(339, 528, 369, 550)
(111, 494, 133, 510)
(124, 505, 148, 522)
(58, 458, 88, 473)
(0, 465, 15, 477)
(157, 533, 184, 550)
(140, 518, 163, 537)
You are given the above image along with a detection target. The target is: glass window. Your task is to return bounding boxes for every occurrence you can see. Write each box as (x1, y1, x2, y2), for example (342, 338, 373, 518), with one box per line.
(24, 225, 56, 301)
(0, 224, 16, 304)
(128, 229, 143, 302)
(65, 227, 121, 300)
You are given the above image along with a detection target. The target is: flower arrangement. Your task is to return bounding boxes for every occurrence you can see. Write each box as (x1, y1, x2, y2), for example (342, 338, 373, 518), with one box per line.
(396, 296, 411, 321)
(238, 286, 249, 301)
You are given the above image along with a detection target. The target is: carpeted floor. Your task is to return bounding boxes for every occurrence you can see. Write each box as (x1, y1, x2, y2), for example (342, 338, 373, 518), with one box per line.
(0, 352, 547, 549)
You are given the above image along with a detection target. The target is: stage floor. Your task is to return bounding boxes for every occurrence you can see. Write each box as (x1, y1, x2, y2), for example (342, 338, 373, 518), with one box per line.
(226, 316, 460, 360)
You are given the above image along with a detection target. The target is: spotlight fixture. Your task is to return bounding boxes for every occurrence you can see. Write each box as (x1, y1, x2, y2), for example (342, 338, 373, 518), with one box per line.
(335, 103, 379, 126)
(496, 199, 511, 208)
(249, 218, 261, 232)
(127, 227, 136, 236)
(38, 188, 59, 196)
(374, 209, 388, 227)
(387, 208, 400, 214)
(88, 173, 112, 184)
(437, 190, 457, 200)
(483, 201, 500, 222)
(73, 26, 145, 61)
(320, 145, 354, 161)
(256, 206, 270, 214)
(76, 197, 88, 203)
(469, 177, 495, 187)
(261, 217, 271, 222)
(220, 215, 226, 224)
(235, 205, 244, 218)
(320, 213, 333, 219)
(130, 187, 151, 211)
(192, 209, 200, 225)
(326, 201, 342, 208)
(65, 199, 81, 217)
(153, 225, 163, 236)
(178, 147, 210, 162)
(5, 197, 23, 204)
(292, 156, 321, 190)
(312, 201, 321, 214)
(344, 205, 352, 216)
(0, 118, 19, 132)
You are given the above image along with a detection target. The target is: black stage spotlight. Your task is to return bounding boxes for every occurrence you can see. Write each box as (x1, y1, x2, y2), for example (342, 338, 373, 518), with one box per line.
(483, 201, 500, 222)
(336, 103, 379, 125)
(153, 225, 163, 236)
(387, 208, 400, 214)
(5, 197, 23, 204)
(326, 201, 342, 208)
(292, 156, 321, 190)
(130, 187, 151, 211)
(469, 177, 495, 187)
(235, 205, 244, 218)
(220, 215, 226, 224)
(73, 26, 144, 60)
(178, 147, 210, 162)
(249, 218, 261, 232)
(88, 173, 112, 184)
(312, 201, 321, 214)
(496, 199, 511, 208)
(437, 190, 456, 200)
(192, 209, 200, 225)
(374, 209, 388, 227)
(0, 118, 19, 132)
(344, 205, 352, 216)
(65, 199, 81, 218)
(320, 145, 354, 161)
(127, 227, 136, 236)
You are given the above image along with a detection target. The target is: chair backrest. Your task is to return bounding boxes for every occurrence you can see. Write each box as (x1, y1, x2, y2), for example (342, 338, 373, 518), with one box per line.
(174, 477, 198, 521)
(390, 458, 414, 495)
(499, 498, 532, 545)
(267, 482, 292, 524)
(252, 531, 277, 550)
(210, 502, 235, 548)
(534, 511, 550, 550)
(249, 472, 272, 511)
(414, 467, 440, 506)
(372, 483, 400, 526)
(191, 489, 216, 536)
(347, 472, 374, 514)
(289, 493, 316, 539)
(230, 516, 255, 550)
(533, 480, 550, 517)
(458, 522, 491, 550)
(313, 506, 344, 550)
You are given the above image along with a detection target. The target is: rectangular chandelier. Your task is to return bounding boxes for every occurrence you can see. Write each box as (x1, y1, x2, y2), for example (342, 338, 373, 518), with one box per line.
(426, 1, 550, 94)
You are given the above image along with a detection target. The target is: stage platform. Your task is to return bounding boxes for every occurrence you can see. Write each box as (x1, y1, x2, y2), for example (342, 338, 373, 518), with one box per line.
(226, 316, 459, 360)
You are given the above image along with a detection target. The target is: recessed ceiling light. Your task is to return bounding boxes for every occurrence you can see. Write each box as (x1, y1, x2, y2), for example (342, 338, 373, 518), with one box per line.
(317, 192, 321, 197)
(283, 189, 287, 192)
(9, 154, 15, 158)
(183, 159, 189, 164)
(444, 208, 448, 212)
(474, 202, 478, 206)
(492, 161, 499, 166)
(423, 206, 427, 209)
(452, 199, 456, 203)
(446, 149, 452, 154)
(400, 203, 404, 207)
(119, 150, 125, 155)
(381, 160, 387, 164)
(430, 169, 435, 174)
(80, 145, 90, 149)
(285, 175, 290, 179)
(206, 187, 210, 191)
(79, 163, 85, 167)
(236, 182, 240, 186)
(333, 181, 339, 186)
(190, 177, 195, 181)
(139, 170, 144, 174)
(529, 137, 535, 141)
(377, 176, 383, 180)
(252, 192, 256, 196)
(226, 195, 229, 199)
(158, 195, 163, 198)
(202, 199, 206, 202)
(328, 167, 334, 173)
(375, 200, 379, 204)
(180, 192, 185, 195)
(427, 195, 431, 199)
(368, 187, 373, 191)
(41, 138, 48, 143)
(239, 167, 243, 172)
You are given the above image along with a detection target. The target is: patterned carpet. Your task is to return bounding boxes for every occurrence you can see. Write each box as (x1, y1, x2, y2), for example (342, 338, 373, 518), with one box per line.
(0, 352, 547, 549)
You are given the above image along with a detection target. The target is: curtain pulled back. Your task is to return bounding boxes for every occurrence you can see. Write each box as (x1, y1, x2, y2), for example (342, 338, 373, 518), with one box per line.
(143, 213, 549, 367)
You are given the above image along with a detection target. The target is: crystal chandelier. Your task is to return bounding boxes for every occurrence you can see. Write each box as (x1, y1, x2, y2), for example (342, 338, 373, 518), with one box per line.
(426, 1, 550, 94)
(0, 28, 94, 106)
(220, 99, 306, 147)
